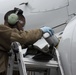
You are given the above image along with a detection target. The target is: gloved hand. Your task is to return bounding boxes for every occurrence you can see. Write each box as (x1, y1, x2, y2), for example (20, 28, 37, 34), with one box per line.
(40, 26, 54, 36)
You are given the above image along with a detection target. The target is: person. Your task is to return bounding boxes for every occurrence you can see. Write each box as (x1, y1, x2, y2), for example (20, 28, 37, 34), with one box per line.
(0, 8, 54, 75)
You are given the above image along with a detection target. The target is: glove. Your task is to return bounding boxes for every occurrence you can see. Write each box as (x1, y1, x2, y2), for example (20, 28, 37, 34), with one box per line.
(40, 26, 54, 36)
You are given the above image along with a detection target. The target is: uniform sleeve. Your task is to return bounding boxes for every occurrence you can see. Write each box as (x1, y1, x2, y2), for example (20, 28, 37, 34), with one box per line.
(10, 28, 43, 45)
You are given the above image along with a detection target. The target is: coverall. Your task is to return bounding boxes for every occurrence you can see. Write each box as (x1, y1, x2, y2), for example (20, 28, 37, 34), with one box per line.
(0, 24, 43, 74)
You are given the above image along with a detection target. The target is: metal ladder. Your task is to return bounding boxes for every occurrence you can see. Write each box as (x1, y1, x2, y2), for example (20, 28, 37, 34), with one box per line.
(6, 42, 64, 75)
(7, 42, 27, 75)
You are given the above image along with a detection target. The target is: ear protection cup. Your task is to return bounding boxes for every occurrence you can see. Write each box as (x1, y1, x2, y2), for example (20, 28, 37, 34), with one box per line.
(8, 13, 18, 25)
(7, 7, 23, 25)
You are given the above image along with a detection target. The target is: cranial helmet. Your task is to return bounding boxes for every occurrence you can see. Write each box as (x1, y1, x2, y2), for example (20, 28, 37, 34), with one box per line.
(4, 7, 23, 25)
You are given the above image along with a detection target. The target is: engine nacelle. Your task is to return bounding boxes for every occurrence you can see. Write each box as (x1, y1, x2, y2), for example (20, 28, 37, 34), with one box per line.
(58, 16, 76, 75)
